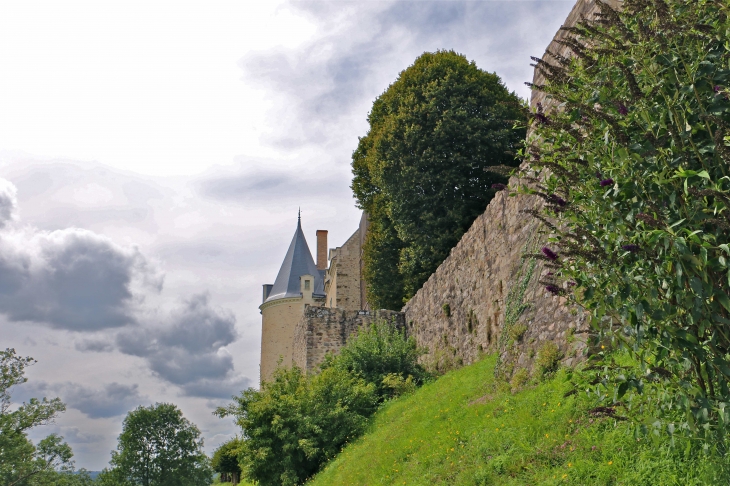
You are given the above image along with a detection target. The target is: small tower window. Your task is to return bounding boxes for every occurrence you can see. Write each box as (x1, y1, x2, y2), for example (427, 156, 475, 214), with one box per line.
(304, 280, 310, 290)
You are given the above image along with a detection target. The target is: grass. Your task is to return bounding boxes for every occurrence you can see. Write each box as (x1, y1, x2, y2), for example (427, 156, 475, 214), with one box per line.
(307, 355, 728, 485)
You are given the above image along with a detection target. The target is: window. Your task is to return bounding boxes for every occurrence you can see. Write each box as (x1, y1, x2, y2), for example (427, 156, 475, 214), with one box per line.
(304, 279, 310, 290)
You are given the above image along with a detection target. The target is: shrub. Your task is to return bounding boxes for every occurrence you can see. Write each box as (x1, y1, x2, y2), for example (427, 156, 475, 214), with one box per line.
(326, 320, 429, 400)
(508, 324, 528, 343)
(524, 0, 730, 442)
(510, 367, 530, 392)
(215, 366, 377, 486)
(535, 342, 561, 376)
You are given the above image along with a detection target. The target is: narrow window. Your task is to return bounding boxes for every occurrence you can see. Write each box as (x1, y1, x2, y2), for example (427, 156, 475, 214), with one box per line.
(304, 280, 310, 290)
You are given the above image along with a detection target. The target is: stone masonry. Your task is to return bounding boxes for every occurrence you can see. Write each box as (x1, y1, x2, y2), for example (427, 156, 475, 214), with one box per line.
(402, 0, 621, 378)
(292, 307, 404, 374)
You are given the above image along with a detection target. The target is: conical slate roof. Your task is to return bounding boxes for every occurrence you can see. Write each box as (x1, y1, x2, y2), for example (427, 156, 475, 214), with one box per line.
(264, 215, 325, 303)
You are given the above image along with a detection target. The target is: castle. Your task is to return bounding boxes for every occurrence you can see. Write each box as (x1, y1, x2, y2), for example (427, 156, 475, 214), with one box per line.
(260, 0, 617, 385)
(259, 211, 371, 382)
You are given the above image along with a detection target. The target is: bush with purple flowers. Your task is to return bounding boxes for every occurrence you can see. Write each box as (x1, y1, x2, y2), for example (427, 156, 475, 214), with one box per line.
(522, 0, 730, 446)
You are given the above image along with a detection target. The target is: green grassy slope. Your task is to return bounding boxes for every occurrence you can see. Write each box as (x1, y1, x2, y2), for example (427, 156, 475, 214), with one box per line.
(308, 355, 726, 485)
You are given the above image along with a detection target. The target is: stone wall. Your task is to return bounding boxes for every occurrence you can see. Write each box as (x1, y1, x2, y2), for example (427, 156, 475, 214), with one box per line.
(292, 307, 404, 374)
(324, 230, 362, 311)
(402, 0, 620, 378)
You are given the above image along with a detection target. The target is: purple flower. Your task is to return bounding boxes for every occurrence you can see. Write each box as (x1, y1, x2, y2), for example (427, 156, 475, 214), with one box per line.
(600, 178, 614, 187)
(621, 244, 640, 253)
(715, 85, 723, 93)
(535, 113, 549, 124)
(547, 194, 567, 206)
(567, 281, 577, 287)
(595, 171, 602, 179)
(541, 247, 559, 261)
(491, 183, 507, 190)
(545, 285, 562, 295)
(616, 102, 628, 116)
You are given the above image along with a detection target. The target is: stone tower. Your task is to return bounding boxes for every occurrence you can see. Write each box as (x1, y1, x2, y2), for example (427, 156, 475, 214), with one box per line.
(259, 213, 326, 383)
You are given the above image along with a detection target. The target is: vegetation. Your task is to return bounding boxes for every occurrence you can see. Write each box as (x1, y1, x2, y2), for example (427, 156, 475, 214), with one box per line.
(520, 0, 730, 442)
(352, 50, 527, 309)
(309, 354, 730, 485)
(215, 321, 426, 486)
(102, 403, 211, 486)
(211, 438, 242, 484)
(0, 348, 92, 486)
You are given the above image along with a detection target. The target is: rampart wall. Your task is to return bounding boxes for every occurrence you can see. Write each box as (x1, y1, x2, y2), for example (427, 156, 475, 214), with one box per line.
(402, 0, 620, 377)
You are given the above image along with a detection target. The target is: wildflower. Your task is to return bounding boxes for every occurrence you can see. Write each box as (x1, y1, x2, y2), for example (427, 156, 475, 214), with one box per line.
(616, 102, 628, 116)
(621, 244, 640, 252)
(600, 178, 614, 187)
(491, 183, 507, 190)
(715, 85, 723, 93)
(545, 285, 562, 295)
(608, 461, 613, 465)
(567, 281, 577, 287)
(541, 247, 559, 261)
(547, 194, 567, 206)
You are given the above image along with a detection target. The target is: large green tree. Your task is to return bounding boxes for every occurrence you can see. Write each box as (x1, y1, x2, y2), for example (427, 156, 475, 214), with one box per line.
(107, 403, 211, 486)
(0, 348, 86, 486)
(352, 50, 526, 308)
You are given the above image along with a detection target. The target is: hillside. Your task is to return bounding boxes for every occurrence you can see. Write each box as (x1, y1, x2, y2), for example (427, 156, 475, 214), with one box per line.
(307, 356, 726, 485)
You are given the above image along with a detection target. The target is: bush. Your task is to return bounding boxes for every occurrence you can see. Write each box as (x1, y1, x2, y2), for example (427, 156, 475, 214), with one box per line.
(535, 342, 561, 376)
(325, 320, 429, 400)
(524, 0, 730, 441)
(508, 324, 528, 343)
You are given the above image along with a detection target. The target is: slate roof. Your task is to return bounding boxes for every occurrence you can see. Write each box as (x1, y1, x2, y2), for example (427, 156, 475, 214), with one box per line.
(264, 215, 325, 303)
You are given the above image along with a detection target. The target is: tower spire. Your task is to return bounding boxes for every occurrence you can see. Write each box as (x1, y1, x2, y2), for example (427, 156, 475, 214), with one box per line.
(298, 207, 301, 225)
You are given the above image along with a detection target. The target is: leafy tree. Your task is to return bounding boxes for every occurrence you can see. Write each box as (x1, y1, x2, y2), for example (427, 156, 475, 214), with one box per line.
(323, 320, 428, 400)
(521, 0, 730, 442)
(216, 366, 377, 486)
(0, 348, 81, 486)
(352, 50, 527, 308)
(211, 437, 242, 484)
(108, 403, 212, 486)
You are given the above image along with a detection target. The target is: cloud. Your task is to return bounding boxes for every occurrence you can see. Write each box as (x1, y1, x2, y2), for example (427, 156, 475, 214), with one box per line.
(197, 163, 351, 204)
(241, 1, 573, 150)
(0, 224, 162, 331)
(13, 381, 145, 419)
(0, 178, 18, 228)
(115, 293, 246, 398)
(61, 382, 145, 419)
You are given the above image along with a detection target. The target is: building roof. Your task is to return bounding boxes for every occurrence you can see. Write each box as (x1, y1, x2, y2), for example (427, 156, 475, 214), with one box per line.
(264, 214, 325, 303)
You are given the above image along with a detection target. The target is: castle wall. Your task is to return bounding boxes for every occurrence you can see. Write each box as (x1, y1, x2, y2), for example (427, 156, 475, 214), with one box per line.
(292, 307, 404, 374)
(325, 230, 362, 311)
(402, 0, 619, 377)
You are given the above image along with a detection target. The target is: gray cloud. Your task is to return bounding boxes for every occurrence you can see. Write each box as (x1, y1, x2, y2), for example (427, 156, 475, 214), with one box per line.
(115, 294, 245, 397)
(0, 225, 161, 331)
(61, 382, 145, 419)
(14, 381, 145, 419)
(0, 178, 18, 228)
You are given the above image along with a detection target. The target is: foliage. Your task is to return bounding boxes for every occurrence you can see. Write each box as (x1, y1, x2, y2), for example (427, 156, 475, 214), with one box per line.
(508, 324, 528, 343)
(323, 319, 428, 400)
(211, 437, 242, 484)
(215, 365, 377, 486)
(518, 0, 730, 441)
(108, 403, 212, 486)
(308, 354, 730, 485)
(535, 341, 562, 376)
(352, 50, 527, 309)
(0, 348, 83, 486)
(216, 320, 426, 485)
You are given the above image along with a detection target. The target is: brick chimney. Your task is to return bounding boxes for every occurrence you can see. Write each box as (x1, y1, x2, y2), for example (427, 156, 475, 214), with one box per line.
(316, 230, 328, 270)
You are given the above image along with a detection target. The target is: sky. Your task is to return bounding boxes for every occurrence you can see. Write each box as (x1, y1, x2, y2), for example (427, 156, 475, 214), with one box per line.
(0, 0, 575, 471)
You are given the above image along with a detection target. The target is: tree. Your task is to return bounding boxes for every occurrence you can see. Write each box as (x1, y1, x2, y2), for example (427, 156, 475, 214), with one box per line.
(216, 365, 377, 486)
(108, 403, 212, 486)
(211, 437, 242, 485)
(0, 348, 80, 486)
(352, 50, 527, 308)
